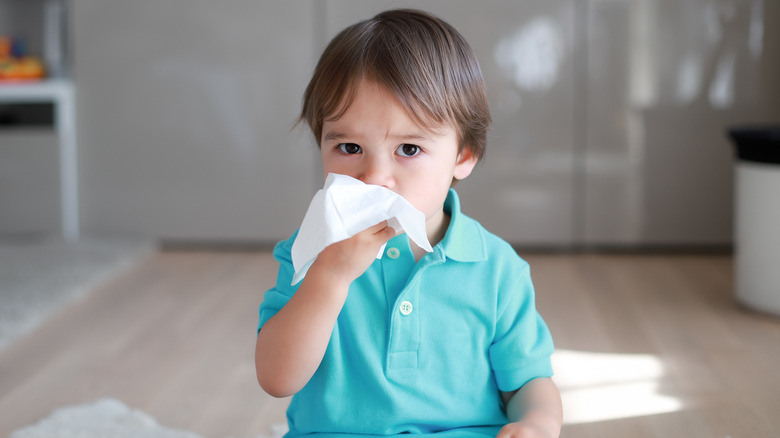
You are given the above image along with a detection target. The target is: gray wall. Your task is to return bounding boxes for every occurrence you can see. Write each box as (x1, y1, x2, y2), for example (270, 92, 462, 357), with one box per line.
(2, 0, 779, 247)
(70, 1, 320, 241)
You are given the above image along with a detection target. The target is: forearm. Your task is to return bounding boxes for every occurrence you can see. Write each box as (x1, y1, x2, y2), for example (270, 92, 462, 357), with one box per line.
(255, 265, 350, 397)
(255, 221, 394, 398)
(502, 378, 562, 438)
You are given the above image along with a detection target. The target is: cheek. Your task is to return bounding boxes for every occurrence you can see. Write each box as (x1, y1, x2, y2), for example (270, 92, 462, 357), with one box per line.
(320, 152, 345, 173)
(404, 181, 451, 218)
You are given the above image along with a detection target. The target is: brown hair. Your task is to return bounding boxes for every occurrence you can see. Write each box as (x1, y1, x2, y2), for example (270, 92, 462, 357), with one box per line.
(299, 9, 491, 161)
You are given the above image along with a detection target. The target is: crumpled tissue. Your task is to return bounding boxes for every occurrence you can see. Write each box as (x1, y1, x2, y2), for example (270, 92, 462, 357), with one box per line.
(290, 173, 432, 285)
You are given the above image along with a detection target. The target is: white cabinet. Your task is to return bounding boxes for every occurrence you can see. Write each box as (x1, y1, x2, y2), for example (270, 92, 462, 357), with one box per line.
(0, 80, 77, 238)
(1, 0, 76, 238)
(583, 0, 780, 246)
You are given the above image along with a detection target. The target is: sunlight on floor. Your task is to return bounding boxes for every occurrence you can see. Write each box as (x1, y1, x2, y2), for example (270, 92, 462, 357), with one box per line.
(552, 349, 684, 424)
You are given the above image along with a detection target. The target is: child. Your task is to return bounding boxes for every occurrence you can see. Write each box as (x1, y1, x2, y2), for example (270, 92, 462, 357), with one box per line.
(255, 9, 562, 438)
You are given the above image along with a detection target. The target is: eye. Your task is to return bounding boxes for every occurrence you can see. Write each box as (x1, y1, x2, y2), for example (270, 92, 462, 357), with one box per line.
(396, 144, 421, 157)
(338, 143, 362, 154)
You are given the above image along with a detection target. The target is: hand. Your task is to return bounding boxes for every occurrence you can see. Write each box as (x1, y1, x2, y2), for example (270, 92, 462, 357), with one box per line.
(496, 421, 556, 438)
(500, 379, 562, 438)
(312, 221, 396, 285)
(255, 220, 395, 397)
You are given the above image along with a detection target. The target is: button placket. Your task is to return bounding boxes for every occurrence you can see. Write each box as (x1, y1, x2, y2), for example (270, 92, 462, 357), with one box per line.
(380, 236, 442, 377)
(386, 247, 447, 378)
(387, 275, 422, 375)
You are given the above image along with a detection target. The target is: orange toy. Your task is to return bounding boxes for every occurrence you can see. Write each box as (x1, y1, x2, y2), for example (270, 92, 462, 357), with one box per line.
(0, 36, 46, 81)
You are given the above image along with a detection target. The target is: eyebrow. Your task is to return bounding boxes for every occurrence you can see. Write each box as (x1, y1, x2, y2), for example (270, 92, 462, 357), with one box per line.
(322, 131, 432, 143)
(393, 133, 432, 143)
(322, 132, 350, 143)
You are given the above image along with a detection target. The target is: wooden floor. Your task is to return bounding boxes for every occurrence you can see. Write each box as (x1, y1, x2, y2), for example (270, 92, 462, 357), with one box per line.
(0, 250, 778, 437)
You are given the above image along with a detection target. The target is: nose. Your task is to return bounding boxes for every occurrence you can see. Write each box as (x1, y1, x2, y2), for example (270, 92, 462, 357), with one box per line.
(359, 156, 395, 188)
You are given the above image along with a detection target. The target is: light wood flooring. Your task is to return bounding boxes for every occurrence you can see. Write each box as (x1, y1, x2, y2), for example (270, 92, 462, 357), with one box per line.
(0, 250, 778, 437)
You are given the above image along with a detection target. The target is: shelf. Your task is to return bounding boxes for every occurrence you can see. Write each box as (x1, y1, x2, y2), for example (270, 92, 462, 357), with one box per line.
(0, 79, 73, 103)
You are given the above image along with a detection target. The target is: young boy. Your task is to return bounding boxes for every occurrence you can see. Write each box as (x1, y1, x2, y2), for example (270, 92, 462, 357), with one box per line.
(255, 9, 562, 438)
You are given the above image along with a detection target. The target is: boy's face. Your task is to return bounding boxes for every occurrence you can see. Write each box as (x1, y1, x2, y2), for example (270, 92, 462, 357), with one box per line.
(320, 80, 477, 233)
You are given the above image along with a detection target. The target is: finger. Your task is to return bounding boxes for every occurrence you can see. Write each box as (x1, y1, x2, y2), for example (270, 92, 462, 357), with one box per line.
(373, 220, 398, 238)
(357, 220, 390, 236)
(355, 221, 394, 243)
(368, 220, 390, 232)
(377, 224, 396, 241)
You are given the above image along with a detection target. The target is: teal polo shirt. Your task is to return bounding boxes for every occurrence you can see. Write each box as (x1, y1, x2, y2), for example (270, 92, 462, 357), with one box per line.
(258, 189, 554, 437)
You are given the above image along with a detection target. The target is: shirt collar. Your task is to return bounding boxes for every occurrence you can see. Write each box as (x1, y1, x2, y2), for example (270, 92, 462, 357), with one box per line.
(437, 189, 487, 262)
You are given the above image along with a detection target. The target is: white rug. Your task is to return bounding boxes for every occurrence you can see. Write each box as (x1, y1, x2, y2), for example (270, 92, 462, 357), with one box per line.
(0, 236, 152, 351)
(9, 398, 288, 438)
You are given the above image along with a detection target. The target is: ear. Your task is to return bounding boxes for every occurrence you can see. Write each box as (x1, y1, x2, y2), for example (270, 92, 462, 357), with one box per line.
(453, 147, 478, 181)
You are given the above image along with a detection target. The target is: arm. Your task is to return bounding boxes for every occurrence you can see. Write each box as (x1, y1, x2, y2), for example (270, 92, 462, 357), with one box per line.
(497, 378, 563, 438)
(255, 221, 395, 398)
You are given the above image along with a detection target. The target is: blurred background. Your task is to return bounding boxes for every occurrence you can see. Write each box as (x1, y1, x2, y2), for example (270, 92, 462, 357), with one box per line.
(2, 0, 778, 249)
(2, 2, 780, 437)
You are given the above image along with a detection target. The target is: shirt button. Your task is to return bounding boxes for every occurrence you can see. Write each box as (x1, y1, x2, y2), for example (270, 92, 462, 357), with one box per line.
(399, 301, 413, 316)
(387, 247, 400, 259)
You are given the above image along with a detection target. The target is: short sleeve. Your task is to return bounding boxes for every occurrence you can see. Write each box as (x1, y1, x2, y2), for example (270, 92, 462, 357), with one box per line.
(257, 232, 301, 333)
(488, 261, 554, 391)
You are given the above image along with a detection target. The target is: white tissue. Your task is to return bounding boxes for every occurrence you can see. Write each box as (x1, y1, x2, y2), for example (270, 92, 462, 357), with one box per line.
(290, 173, 433, 285)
